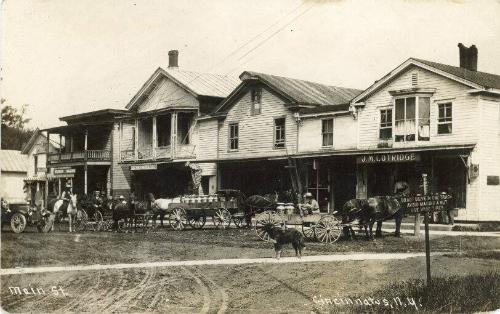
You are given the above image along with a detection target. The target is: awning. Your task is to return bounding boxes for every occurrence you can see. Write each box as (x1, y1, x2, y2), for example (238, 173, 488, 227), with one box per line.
(24, 174, 47, 183)
(272, 143, 477, 160)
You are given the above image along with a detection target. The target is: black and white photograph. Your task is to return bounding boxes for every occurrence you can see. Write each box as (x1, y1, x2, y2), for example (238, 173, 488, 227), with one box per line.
(1, 0, 499, 313)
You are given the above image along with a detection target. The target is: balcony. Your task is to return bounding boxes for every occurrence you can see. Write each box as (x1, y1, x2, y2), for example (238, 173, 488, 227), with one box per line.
(48, 150, 111, 164)
(120, 145, 196, 162)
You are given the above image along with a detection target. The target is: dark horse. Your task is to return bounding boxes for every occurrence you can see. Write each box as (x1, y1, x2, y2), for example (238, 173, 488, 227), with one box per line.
(112, 197, 134, 231)
(340, 196, 402, 239)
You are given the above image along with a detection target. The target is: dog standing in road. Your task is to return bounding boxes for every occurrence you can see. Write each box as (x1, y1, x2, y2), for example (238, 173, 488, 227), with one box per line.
(262, 224, 305, 259)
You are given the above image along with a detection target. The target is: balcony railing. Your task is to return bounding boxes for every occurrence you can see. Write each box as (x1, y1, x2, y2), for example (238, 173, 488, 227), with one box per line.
(48, 150, 111, 164)
(119, 145, 195, 162)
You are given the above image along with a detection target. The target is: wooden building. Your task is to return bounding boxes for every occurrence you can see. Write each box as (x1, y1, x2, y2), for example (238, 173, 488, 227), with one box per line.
(21, 129, 60, 206)
(44, 109, 129, 197)
(206, 71, 361, 208)
(112, 50, 240, 198)
(349, 44, 500, 221)
(0, 150, 28, 203)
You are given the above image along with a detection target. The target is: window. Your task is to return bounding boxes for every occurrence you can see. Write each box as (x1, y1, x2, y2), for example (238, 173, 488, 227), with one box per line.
(322, 119, 334, 146)
(418, 97, 430, 140)
(177, 114, 191, 145)
(438, 103, 452, 134)
(156, 115, 171, 147)
(379, 109, 392, 140)
(395, 96, 431, 142)
(395, 97, 416, 142)
(34, 155, 38, 174)
(251, 88, 262, 115)
(274, 118, 285, 149)
(229, 123, 239, 150)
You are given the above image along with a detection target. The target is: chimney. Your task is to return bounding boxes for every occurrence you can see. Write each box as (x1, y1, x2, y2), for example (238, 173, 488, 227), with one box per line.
(457, 43, 477, 71)
(168, 50, 179, 68)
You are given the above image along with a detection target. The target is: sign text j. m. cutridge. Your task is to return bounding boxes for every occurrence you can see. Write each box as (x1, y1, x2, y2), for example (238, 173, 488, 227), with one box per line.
(356, 152, 420, 164)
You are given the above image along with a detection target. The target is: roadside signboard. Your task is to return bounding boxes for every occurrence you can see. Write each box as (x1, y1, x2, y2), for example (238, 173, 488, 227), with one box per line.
(399, 193, 453, 215)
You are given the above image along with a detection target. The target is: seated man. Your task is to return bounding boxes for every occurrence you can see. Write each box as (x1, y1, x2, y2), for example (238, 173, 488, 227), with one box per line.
(299, 192, 320, 216)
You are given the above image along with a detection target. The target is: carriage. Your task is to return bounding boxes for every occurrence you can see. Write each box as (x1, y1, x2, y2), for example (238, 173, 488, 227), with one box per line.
(165, 190, 247, 230)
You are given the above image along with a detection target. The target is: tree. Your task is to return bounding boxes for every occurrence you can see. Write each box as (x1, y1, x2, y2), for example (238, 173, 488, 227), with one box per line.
(1, 102, 34, 150)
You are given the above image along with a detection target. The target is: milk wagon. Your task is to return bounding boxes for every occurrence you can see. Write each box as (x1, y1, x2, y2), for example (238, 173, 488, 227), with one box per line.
(166, 190, 246, 230)
(253, 203, 342, 243)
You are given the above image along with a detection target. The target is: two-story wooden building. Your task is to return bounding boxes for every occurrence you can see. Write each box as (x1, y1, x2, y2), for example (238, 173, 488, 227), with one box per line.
(44, 109, 129, 196)
(206, 71, 361, 209)
(112, 50, 240, 198)
(349, 44, 500, 221)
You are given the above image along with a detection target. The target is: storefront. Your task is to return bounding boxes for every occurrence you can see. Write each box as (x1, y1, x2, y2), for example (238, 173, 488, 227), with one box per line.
(355, 149, 470, 209)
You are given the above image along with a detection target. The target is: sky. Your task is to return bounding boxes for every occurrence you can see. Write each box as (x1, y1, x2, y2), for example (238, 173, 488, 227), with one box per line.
(1, 0, 500, 128)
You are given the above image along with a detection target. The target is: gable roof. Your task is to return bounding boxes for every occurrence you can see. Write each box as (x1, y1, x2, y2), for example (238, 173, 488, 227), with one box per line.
(414, 58, 500, 90)
(126, 67, 240, 110)
(21, 128, 60, 154)
(213, 71, 362, 114)
(0, 150, 28, 173)
(352, 58, 500, 104)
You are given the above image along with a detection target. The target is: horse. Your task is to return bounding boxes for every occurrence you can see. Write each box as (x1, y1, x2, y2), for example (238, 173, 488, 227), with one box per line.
(340, 196, 402, 239)
(111, 198, 134, 231)
(49, 194, 78, 232)
(148, 194, 181, 227)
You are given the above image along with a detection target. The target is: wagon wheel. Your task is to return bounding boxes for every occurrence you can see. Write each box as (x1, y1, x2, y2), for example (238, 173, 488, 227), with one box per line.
(232, 214, 245, 228)
(75, 209, 88, 232)
(10, 212, 27, 233)
(254, 211, 284, 242)
(301, 222, 316, 241)
(213, 208, 231, 229)
(314, 215, 342, 243)
(187, 213, 207, 229)
(91, 211, 103, 231)
(169, 208, 187, 230)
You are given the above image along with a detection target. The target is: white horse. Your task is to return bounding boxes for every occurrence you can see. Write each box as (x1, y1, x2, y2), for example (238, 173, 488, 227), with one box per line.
(151, 197, 181, 227)
(52, 194, 79, 232)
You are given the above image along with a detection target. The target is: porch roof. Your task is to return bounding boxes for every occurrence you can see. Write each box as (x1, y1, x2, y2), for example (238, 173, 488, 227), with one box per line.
(271, 144, 477, 160)
(43, 122, 113, 134)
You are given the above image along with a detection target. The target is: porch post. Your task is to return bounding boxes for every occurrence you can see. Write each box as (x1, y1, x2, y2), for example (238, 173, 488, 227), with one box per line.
(152, 116, 157, 159)
(171, 112, 177, 158)
(59, 134, 62, 161)
(135, 118, 139, 160)
(84, 164, 88, 195)
(58, 178, 61, 198)
(84, 128, 88, 155)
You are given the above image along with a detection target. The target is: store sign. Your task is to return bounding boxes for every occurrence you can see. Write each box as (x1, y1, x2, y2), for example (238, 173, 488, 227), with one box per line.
(54, 168, 76, 175)
(400, 193, 452, 214)
(130, 164, 157, 171)
(356, 152, 420, 164)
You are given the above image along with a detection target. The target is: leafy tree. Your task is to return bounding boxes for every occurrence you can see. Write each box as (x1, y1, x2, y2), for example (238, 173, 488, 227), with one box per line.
(1, 101, 34, 150)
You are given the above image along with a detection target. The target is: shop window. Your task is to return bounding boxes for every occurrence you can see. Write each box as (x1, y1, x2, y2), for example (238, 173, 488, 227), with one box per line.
(438, 103, 452, 134)
(418, 97, 430, 141)
(229, 123, 239, 150)
(395, 97, 416, 142)
(322, 118, 334, 147)
(379, 109, 392, 140)
(251, 88, 262, 115)
(274, 118, 286, 149)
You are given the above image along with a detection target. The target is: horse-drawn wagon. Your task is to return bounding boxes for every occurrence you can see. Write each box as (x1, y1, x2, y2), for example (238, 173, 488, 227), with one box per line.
(164, 190, 246, 230)
(253, 205, 343, 244)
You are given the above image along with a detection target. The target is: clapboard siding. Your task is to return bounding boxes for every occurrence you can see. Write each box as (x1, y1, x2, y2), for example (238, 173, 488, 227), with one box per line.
(298, 115, 357, 152)
(218, 87, 297, 160)
(112, 122, 132, 195)
(477, 98, 500, 220)
(121, 120, 135, 152)
(196, 119, 218, 161)
(357, 66, 479, 149)
(137, 77, 198, 113)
